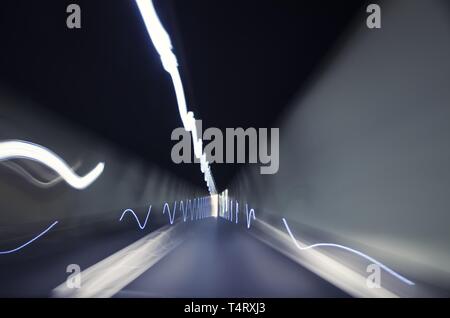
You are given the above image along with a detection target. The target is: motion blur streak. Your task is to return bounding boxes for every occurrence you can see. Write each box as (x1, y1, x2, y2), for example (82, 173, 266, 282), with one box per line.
(0, 140, 104, 190)
(52, 222, 184, 298)
(219, 199, 255, 228)
(119, 206, 152, 230)
(282, 218, 414, 285)
(0, 221, 58, 255)
(1, 160, 82, 188)
(163, 201, 177, 225)
(246, 204, 256, 229)
(210, 194, 218, 218)
(135, 0, 216, 194)
(180, 200, 189, 221)
(250, 219, 397, 297)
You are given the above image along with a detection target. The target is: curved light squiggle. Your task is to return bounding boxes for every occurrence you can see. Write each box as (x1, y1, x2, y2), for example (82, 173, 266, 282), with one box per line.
(163, 201, 177, 225)
(119, 206, 152, 230)
(220, 200, 255, 228)
(0, 140, 104, 190)
(0, 221, 58, 255)
(245, 204, 255, 229)
(120, 198, 211, 229)
(179, 200, 191, 222)
(135, 0, 217, 194)
(1, 160, 82, 188)
(282, 218, 415, 286)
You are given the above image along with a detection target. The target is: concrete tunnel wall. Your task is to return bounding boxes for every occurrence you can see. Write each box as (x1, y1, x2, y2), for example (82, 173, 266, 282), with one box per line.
(229, 0, 450, 286)
(0, 90, 203, 244)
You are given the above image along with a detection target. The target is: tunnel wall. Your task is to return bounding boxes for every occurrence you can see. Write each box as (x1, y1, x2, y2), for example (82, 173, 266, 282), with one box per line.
(230, 0, 450, 285)
(0, 90, 203, 244)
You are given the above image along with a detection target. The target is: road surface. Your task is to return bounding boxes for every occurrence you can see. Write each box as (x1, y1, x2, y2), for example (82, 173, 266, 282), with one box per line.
(0, 218, 347, 297)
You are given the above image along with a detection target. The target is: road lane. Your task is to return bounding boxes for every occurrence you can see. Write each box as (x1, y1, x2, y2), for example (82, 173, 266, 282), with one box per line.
(116, 218, 348, 297)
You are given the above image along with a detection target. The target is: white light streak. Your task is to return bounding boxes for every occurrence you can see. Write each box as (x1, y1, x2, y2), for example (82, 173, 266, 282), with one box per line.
(163, 201, 177, 225)
(0, 140, 104, 190)
(210, 194, 218, 218)
(245, 204, 255, 229)
(251, 218, 398, 297)
(282, 218, 415, 286)
(135, 0, 216, 194)
(1, 160, 82, 188)
(119, 206, 152, 229)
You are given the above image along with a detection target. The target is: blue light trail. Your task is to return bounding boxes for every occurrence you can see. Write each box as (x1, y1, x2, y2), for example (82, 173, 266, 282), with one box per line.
(119, 206, 152, 230)
(0, 221, 59, 255)
(282, 218, 415, 286)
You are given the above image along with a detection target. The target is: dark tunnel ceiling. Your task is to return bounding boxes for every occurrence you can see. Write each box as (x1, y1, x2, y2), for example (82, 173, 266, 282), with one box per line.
(0, 0, 365, 191)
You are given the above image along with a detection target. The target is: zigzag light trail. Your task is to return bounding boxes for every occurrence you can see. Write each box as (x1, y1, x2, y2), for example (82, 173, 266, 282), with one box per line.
(282, 218, 415, 286)
(135, 0, 216, 194)
(162, 197, 210, 224)
(163, 202, 177, 225)
(120, 206, 152, 230)
(0, 221, 58, 255)
(120, 197, 211, 229)
(180, 199, 195, 222)
(245, 204, 256, 229)
(219, 199, 256, 229)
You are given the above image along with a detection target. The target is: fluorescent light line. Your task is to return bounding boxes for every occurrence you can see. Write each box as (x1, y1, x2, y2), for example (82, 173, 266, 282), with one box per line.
(282, 218, 415, 286)
(135, 0, 216, 194)
(0, 140, 104, 190)
(0, 221, 58, 255)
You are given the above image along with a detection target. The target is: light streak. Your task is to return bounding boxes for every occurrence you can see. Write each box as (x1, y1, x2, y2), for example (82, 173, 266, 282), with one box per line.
(1, 160, 82, 188)
(163, 201, 177, 225)
(190, 199, 195, 221)
(120, 198, 211, 229)
(210, 194, 218, 218)
(119, 206, 152, 229)
(180, 200, 190, 222)
(218, 198, 254, 228)
(245, 204, 255, 229)
(135, 0, 216, 194)
(282, 218, 415, 286)
(0, 140, 104, 190)
(0, 221, 58, 255)
(230, 199, 233, 222)
(193, 198, 198, 220)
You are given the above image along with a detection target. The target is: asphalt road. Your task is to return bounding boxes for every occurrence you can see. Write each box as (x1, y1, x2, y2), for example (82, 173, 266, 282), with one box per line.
(0, 218, 347, 297)
(115, 218, 347, 297)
